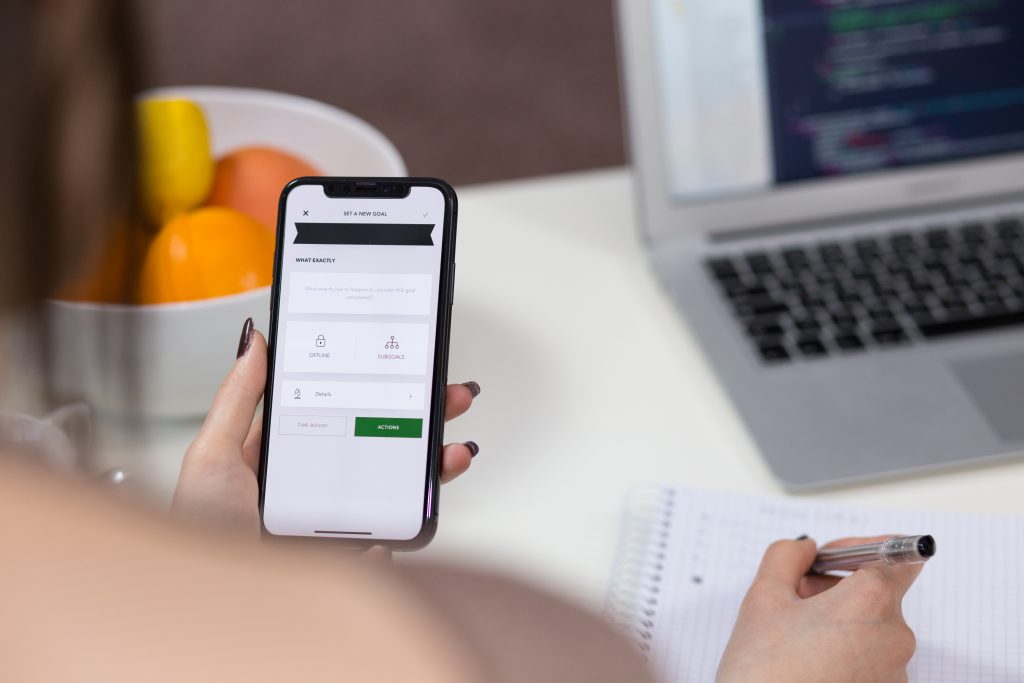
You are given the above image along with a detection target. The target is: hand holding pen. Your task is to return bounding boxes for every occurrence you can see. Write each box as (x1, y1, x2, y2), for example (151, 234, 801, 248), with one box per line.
(717, 534, 928, 683)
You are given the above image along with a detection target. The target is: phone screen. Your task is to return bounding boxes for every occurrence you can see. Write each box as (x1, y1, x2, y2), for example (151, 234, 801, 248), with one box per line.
(261, 181, 452, 542)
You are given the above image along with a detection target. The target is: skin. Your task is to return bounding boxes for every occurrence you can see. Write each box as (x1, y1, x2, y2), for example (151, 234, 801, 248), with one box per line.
(0, 441, 482, 683)
(717, 536, 922, 683)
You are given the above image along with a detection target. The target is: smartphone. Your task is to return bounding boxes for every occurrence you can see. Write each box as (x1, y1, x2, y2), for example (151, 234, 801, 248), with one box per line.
(258, 177, 457, 549)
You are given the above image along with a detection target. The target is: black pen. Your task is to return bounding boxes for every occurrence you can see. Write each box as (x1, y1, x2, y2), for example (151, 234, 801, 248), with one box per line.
(812, 535, 936, 573)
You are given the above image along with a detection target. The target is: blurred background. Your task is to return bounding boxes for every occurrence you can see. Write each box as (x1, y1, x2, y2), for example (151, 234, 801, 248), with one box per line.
(133, 0, 626, 185)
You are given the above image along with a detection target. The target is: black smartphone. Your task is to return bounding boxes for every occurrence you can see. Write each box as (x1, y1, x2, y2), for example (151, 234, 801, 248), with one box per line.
(258, 177, 457, 549)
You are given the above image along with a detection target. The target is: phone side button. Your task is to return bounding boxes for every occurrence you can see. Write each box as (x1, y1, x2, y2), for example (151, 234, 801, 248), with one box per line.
(449, 262, 456, 304)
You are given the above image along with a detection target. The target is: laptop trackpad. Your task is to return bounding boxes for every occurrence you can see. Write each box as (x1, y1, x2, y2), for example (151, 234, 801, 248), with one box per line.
(951, 352, 1024, 443)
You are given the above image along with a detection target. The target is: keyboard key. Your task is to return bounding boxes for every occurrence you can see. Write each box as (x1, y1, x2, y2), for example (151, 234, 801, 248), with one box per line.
(782, 248, 810, 268)
(734, 284, 771, 298)
(925, 227, 951, 248)
(836, 288, 862, 305)
(800, 294, 826, 310)
(958, 251, 983, 267)
(903, 301, 930, 316)
(745, 295, 789, 315)
(849, 265, 874, 280)
(719, 280, 749, 298)
(855, 238, 881, 258)
(890, 232, 917, 253)
(793, 316, 821, 331)
(811, 268, 835, 286)
(775, 272, 798, 288)
(758, 341, 791, 362)
(886, 257, 913, 275)
(872, 324, 908, 345)
(960, 222, 987, 243)
(915, 307, 1024, 338)
(818, 243, 846, 263)
(866, 307, 895, 321)
(832, 312, 857, 327)
(920, 251, 947, 269)
(978, 291, 1005, 308)
(746, 252, 774, 274)
(834, 333, 865, 351)
(707, 257, 738, 280)
(796, 336, 828, 357)
(996, 217, 1023, 241)
(748, 320, 784, 337)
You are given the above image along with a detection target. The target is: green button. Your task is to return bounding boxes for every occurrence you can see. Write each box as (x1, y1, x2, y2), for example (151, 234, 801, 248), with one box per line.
(354, 417, 423, 438)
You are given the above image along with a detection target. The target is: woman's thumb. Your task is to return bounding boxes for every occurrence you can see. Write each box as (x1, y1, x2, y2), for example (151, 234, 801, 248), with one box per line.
(754, 537, 818, 593)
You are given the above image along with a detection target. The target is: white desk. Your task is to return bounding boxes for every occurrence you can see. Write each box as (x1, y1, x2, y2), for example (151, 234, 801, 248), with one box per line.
(94, 167, 1024, 609)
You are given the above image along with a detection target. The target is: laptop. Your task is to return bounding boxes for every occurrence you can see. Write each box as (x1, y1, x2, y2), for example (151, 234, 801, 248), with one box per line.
(616, 1, 1024, 489)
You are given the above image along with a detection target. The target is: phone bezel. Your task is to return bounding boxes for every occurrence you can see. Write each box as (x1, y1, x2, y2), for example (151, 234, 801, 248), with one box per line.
(257, 176, 457, 550)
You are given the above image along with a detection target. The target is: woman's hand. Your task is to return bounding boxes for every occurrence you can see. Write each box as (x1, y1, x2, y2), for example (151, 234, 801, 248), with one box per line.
(716, 536, 922, 683)
(171, 318, 480, 538)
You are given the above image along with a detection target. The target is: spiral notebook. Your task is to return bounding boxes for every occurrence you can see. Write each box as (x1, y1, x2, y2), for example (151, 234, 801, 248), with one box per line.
(606, 487, 1024, 683)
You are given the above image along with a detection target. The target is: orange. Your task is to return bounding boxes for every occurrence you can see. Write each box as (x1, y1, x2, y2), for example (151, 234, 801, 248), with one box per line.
(206, 146, 321, 229)
(137, 206, 275, 304)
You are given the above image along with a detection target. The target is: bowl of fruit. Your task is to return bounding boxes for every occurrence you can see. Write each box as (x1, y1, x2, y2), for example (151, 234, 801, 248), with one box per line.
(48, 87, 406, 418)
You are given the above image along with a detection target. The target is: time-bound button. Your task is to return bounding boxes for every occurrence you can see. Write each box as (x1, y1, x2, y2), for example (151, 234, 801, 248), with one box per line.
(279, 415, 347, 437)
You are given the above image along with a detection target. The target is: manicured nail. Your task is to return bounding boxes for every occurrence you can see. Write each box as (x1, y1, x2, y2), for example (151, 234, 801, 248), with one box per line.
(464, 441, 479, 457)
(796, 534, 809, 541)
(462, 381, 481, 398)
(236, 317, 254, 359)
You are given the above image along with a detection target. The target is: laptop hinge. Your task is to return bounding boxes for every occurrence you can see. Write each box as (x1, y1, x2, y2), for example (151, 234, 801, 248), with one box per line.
(708, 189, 1024, 245)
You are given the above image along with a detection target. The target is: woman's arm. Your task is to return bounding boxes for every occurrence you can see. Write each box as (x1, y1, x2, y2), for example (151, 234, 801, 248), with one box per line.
(0, 455, 480, 682)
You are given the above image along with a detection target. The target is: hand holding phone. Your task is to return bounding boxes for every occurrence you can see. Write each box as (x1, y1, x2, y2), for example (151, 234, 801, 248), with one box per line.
(258, 178, 457, 549)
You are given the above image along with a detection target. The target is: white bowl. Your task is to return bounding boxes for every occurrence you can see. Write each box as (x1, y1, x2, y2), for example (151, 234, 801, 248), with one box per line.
(48, 87, 406, 418)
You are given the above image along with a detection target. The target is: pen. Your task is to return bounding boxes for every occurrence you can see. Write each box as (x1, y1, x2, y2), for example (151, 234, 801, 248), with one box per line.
(812, 534, 936, 574)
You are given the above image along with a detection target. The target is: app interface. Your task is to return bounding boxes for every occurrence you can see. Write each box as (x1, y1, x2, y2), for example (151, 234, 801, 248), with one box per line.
(263, 184, 447, 540)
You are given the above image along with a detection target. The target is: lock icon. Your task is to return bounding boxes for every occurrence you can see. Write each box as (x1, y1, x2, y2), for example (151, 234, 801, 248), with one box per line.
(315, 334, 326, 348)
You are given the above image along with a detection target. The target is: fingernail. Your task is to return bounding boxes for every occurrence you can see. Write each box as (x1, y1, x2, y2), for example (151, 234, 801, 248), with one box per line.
(796, 534, 809, 541)
(464, 441, 479, 457)
(462, 381, 481, 398)
(236, 317, 254, 359)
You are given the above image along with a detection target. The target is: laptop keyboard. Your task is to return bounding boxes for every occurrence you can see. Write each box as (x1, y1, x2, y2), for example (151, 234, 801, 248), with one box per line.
(705, 216, 1024, 364)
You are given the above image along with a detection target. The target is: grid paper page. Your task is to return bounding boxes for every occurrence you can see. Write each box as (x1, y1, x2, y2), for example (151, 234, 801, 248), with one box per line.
(641, 488, 1023, 683)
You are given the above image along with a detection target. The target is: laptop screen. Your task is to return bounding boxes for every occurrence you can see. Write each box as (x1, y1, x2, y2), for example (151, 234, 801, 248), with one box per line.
(654, 1, 1024, 203)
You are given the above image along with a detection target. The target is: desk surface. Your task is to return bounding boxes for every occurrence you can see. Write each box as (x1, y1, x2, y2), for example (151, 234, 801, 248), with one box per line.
(94, 167, 1024, 608)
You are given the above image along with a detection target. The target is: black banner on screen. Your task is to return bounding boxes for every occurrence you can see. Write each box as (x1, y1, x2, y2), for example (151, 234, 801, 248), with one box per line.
(294, 223, 434, 246)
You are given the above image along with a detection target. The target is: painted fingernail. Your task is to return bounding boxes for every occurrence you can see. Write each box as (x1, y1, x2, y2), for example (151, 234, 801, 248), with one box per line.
(462, 381, 481, 398)
(796, 534, 809, 541)
(236, 317, 254, 359)
(464, 441, 480, 457)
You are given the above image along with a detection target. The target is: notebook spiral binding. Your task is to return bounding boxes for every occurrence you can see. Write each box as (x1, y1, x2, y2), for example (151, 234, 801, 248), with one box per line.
(604, 486, 676, 657)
